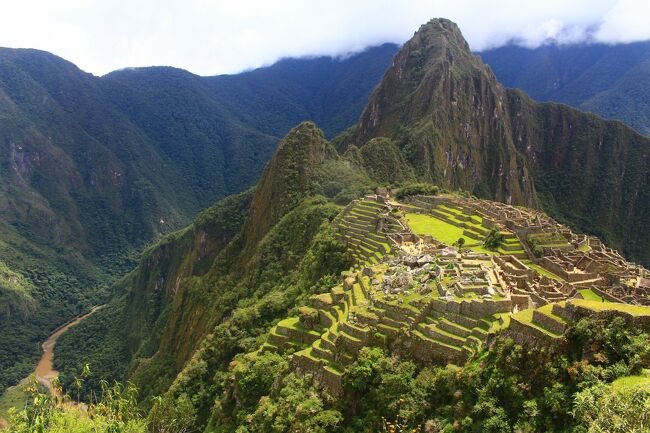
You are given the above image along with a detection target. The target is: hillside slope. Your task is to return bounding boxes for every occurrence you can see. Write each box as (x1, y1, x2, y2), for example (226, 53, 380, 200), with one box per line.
(479, 41, 650, 135)
(206, 43, 400, 139)
(54, 122, 373, 407)
(0, 45, 395, 392)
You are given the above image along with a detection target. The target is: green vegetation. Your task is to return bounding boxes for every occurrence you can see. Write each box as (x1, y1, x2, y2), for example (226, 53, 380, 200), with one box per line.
(356, 138, 415, 184)
(395, 183, 439, 200)
(405, 213, 490, 253)
(204, 314, 650, 432)
(0, 45, 397, 394)
(483, 228, 505, 251)
(9, 313, 650, 432)
(579, 289, 604, 302)
(52, 123, 368, 429)
(2, 377, 147, 433)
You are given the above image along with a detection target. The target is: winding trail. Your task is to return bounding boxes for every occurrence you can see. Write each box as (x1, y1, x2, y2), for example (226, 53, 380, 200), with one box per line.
(0, 305, 104, 427)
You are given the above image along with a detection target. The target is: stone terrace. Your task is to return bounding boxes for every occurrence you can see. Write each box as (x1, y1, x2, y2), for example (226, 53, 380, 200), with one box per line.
(333, 197, 401, 269)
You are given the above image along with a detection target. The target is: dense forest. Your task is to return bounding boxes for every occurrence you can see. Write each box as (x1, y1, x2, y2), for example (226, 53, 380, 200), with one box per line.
(479, 40, 650, 136)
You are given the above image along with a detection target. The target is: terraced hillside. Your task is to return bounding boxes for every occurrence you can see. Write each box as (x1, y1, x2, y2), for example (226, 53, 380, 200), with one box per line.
(333, 198, 400, 269)
(259, 191, 649, 397)
(263, 254, 512, 396)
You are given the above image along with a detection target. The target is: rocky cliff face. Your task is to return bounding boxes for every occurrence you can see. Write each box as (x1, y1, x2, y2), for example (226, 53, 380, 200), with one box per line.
(347, 18, 649, 266)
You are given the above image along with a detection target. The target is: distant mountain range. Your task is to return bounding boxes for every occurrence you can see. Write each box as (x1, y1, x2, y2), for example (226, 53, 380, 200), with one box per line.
(479, 41, 650, 135)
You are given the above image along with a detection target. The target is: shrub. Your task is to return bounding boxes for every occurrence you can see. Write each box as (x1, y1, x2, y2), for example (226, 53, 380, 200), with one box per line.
(395, 183, 439, 200)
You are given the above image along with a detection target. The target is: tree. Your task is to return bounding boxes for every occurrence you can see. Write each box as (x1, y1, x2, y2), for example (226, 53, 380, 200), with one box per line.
(483, 229, 504, 251)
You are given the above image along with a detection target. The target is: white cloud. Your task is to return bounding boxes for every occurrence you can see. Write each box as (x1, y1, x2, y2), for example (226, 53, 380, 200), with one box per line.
(0, 0, 648, 76)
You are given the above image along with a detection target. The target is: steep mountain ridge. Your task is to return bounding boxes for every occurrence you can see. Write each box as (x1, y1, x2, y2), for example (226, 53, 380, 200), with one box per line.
(206, 43, 400, 139)
(507, 90, 649, 265)
(54, 121, 373, 405)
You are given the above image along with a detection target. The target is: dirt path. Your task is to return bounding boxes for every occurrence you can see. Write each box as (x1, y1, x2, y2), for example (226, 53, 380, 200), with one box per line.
(0, 305, 104, 427)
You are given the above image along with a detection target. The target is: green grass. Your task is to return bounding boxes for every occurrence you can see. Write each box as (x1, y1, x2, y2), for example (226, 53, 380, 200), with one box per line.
(570, 299, 650, 316)
(277, 317, 322, 336)
(0, 383, 28, 421)
(611, 375, 650, 391)
(405, 213, 491, 253)
(537, 304, 567, 323)
(578, 289, 604, 302)
(489, 313, 511, 333)
(438, 204, 464, 215)
(511, 309, 562, 337)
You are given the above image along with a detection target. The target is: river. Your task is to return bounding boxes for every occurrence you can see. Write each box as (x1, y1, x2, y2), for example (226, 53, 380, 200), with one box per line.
(0, 305, 104, 428)
(34, 305, 104, 392)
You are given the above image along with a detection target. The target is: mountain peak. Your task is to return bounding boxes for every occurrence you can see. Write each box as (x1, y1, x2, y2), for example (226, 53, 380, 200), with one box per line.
(349, 18, 531, 206)
(411, 18, 471, 53)
(241, 121, 329, 255)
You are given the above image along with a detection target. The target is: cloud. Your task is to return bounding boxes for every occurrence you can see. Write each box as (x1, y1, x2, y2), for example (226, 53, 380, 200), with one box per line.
(0, 0, 648, 76)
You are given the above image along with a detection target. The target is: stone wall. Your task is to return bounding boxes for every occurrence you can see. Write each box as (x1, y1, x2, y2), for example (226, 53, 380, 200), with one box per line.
(511, 294, 533, 310)
(532, 310, 566, 334)
(508, 318, 561, 346)
(591, 287, 624, 303)
(293, 353, 343, 397)
(429, 298, 511, 319)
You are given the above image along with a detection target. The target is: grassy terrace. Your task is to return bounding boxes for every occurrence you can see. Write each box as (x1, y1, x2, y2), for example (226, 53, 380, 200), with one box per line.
(277, 317, 323, 337)
(569, 299, 650, 316)
(578, 289, 604, 302)
(405, 213, 491, 253)
(511, 307, 563, 337)
(405, 212, 526, 257)
(335, 199, 393, 270)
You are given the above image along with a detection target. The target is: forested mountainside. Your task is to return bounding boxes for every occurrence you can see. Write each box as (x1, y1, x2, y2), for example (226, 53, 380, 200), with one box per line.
(51, 19, 649, 433)
(54, 121, 373, 410)
(479, 40, 650, 136)
(0, 45, 396, 392)
(205, 43, 400, 139)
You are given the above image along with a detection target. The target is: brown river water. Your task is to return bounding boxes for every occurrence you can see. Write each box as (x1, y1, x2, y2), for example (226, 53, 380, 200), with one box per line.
(34, 305, 104, 389)
(0, 305, 104, 428)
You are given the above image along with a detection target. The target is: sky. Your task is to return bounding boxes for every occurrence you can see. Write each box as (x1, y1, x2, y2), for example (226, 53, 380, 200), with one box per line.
(1, 0, 650, 76)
